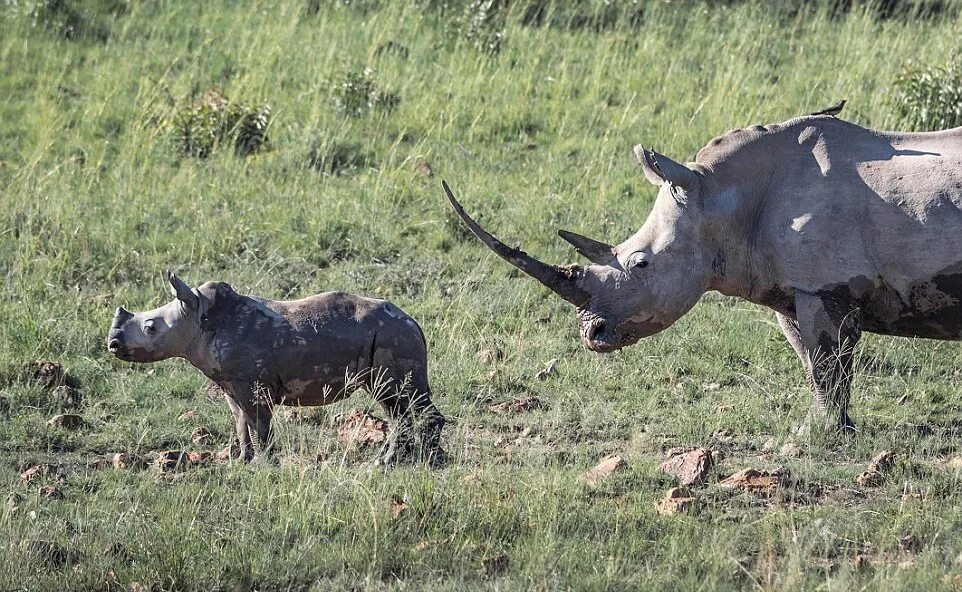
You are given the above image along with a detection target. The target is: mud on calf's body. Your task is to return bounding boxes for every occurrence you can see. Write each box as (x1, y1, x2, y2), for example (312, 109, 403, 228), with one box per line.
(107, 272, 445, 465)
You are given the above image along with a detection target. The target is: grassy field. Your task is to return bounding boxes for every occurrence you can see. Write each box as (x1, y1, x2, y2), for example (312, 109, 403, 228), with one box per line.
(2, 0, 962, 589)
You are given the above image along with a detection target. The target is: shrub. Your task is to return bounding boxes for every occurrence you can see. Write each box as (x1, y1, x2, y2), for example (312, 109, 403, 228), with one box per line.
(327, 67, 400, 117)
(893, 53, 962, 131)
(166, 88, 272, 158)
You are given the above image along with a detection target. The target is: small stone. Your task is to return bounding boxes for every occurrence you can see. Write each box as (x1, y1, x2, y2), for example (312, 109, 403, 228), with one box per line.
(191, 426, 212, 445)
(536, 359, 558, 381)
(112, 453, 148, 470)
(336, 410, 388, 446)
(583, 455, 627, 485)
(38, 485, 64, 500)
(187, 451, 213, 466)
(86, 456, 112, 471)
(487, 396, 543, 414)
(655, 487, 696, 516)
(719, 467, 790, 496)
(856, 469, 883, 487)
(659, 447, 713, 486)
(714, 404, 733, 413)
(47, 413, 85, 430)
(946, 457, 962, 471)
(214, 446, 234, 462)
(20, 464, 59, 485)
(414, 160, 434, 177)
(869, 450, 896, 472)
(761, 437, 779, 452)
(778, 442, 800, 457)
(52, 385, 82, 409)
(177, 410, 200, 422)
(702, 382, 721, 392)
(154, 450, 189, 472)
(24, 360, 66, 389)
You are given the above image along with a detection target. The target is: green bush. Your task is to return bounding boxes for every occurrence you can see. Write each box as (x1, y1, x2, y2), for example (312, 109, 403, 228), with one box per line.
(893, 53, 962, 131)
(327, 67, 400, 117)
(166, 88, 272, 158)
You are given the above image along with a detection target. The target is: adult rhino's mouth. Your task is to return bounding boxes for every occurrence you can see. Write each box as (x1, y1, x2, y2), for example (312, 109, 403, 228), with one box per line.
(579, 313, 657, 352)
(580, 314, 630, 353)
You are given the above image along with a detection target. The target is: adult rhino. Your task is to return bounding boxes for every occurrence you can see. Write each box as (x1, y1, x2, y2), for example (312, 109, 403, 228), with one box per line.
(445, 114, 962, 432)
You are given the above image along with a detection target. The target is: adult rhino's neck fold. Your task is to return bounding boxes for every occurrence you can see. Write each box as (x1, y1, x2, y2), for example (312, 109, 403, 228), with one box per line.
(698, 173, 760, 301)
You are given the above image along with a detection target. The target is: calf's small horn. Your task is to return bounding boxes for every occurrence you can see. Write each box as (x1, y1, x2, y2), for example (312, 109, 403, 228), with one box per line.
(442, 180, 589, 307)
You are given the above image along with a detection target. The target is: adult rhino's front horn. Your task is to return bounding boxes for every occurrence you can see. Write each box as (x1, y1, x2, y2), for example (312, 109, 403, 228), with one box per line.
(442, 181, 589, 307)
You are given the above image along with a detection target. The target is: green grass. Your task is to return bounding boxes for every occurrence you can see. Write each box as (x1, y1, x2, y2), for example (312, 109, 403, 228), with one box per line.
(2, 0, 962, 589)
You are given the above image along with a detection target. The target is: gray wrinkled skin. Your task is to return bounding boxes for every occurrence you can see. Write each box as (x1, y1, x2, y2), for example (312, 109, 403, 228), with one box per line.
(448, 115, 962, 432)
(107, 272, 445, 464)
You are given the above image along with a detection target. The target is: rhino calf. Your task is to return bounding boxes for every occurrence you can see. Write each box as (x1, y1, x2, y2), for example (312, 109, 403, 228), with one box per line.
(107, 272, 445, 465)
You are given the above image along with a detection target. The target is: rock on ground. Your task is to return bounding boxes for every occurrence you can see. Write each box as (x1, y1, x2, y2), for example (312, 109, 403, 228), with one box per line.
(719, 467, 791, 496)
(655, 487, 696, 516)
(659, 447, 713, 486)
(856, 450, 898, 487)
(47, 413, 85, 430)
(487, 396, 543, 414)
(20, 464, 60, 485)
(23, 360, 68, 389)
(112, 453, 148, 470)
(336, 410, 388, 446)
(154, 450, 190, 472)
(583, 455, 627, 485)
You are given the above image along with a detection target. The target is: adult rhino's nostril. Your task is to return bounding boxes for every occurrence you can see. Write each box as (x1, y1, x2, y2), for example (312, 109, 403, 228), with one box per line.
(587, 320, 605, 341)
(108, 338, 122, 352)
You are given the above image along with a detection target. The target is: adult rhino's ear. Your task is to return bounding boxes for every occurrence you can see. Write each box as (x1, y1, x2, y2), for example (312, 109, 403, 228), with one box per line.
(633, 145, 697, 190)
(166, 270, 198, 310)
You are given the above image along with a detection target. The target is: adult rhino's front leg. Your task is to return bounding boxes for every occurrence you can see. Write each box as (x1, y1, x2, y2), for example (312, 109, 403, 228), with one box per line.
(791, 290, 862, 433)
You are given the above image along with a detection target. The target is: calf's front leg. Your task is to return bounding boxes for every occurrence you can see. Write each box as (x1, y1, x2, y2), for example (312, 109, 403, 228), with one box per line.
(792, 290, 862, 433)
(224, 392, 254, 462)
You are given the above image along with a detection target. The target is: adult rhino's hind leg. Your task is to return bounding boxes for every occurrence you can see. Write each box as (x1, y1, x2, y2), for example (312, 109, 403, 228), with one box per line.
(793, 290, 862, 433)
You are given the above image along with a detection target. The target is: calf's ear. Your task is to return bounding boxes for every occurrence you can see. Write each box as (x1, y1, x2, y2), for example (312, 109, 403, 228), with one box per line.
(165, 270, 199, 310)
(633, 145, 697, 190)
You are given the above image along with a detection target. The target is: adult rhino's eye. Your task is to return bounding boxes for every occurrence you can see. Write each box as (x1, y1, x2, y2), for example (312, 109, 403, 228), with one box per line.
(143, 320, 156, 334)
(628, 253, 649, 270)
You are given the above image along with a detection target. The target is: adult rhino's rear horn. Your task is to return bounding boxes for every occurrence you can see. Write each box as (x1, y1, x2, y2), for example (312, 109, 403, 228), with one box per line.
(557, 229, 614, 265)
(442, 180, 588, 307)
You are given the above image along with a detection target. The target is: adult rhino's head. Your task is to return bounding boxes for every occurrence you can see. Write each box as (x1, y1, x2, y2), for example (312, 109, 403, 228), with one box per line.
(107, 271, 208, 362)
(444, 147, 711, 352)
